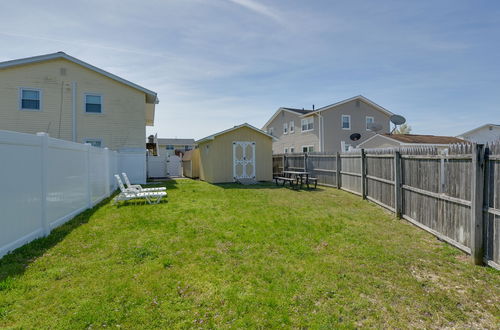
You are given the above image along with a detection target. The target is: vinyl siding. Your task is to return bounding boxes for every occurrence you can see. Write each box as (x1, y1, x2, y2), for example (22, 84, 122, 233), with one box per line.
(263, 110, 319, 154)
(320, 99, 391, 153)
(0, 58, 148, 150)
(197, 126, 273, 183)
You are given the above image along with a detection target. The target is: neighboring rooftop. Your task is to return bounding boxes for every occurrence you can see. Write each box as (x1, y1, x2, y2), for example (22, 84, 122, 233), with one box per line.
(382, 134, 466, 145)
(281, 107, 313, 115)
(157, 138, 195, 145)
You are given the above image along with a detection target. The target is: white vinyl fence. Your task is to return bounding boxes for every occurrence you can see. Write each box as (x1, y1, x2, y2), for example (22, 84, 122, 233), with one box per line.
(0, 129, 145, 258)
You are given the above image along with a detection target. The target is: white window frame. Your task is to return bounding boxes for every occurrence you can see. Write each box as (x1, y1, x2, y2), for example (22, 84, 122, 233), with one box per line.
(284, 147, 288, 153)
(340, 141, 351, 152)
(301, 117, 314, 132)
(283, 122, 288, 135)
(302, 145, 314, 153)
(290, 146, 295, 153)
(84, 93, 104, 114)
(19, 87, 43, 111)
(289, 121, 295, 133)
(83, 138, 103, 148)
(341, 115, 351, 130)
(365, 116, 374, 131)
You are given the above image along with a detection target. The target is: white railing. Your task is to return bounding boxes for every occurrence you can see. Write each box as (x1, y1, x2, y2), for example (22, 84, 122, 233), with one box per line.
(0, 129, 145, 258)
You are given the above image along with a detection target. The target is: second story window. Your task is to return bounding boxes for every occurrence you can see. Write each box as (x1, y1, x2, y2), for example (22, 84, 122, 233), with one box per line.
(301, 117, 314, 132)
(166, 145, 174, 150)
(85, 94, 102, 113)
(283, 122, 288, 134)
(366, 116, 374, 130)
(184, 145, 192, 151)
(341, 115, 351, 130)
(19, 88, 41, 111)
(84, 138, 102, 148)
(289, 121, 295, 133)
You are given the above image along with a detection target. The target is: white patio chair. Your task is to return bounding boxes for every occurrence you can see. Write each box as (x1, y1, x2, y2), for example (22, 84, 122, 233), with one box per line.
(121, 172, 166, 192)
(113, 175, 166, 205)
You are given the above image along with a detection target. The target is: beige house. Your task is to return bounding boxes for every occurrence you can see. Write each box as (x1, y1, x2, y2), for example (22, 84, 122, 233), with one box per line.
(262, 95, 393, 154)
(157, 138, 195, 156)
(358, 133, 466, 150)
(0, 52, 158, 151)
(194, 123, 273, 183)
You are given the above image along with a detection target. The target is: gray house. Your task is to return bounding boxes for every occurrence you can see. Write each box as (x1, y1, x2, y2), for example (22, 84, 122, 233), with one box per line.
(262, 95, 393, 154)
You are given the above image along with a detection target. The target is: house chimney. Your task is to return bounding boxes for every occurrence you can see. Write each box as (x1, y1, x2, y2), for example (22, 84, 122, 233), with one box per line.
(312, 104, 315, 110)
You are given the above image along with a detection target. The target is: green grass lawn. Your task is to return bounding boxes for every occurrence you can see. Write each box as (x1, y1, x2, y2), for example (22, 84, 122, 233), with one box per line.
(0, 180, 498, 328)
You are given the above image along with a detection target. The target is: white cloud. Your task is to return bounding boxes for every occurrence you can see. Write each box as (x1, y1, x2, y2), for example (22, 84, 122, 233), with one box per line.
(226, 0, 285, 25)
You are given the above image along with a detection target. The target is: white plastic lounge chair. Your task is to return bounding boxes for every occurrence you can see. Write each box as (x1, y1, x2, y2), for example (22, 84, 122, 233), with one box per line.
(121, 172, 166, 192)
(113, 175, 166, 205)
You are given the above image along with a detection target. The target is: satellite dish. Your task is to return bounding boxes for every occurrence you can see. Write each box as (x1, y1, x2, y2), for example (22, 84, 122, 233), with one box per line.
(367, 122, 383, 132)
(390, 114, 406, 126)
(350, 133, 361, 141)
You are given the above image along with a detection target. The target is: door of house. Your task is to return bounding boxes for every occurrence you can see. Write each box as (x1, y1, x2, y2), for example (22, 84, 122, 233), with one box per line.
(233, 141, 256, 181)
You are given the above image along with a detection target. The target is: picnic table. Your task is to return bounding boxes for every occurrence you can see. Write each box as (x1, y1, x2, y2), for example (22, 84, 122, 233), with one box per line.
(274, 170, 317, 189)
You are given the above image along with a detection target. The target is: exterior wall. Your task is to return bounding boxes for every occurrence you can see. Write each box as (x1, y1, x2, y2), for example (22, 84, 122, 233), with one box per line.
(263, 110, 319, 154)
(198, 126, 273, 183)
(157, 143, 195, 156)
(320, 99, 391, 153)
(458, 126, 500, 144)
(0, 58, 148, 150)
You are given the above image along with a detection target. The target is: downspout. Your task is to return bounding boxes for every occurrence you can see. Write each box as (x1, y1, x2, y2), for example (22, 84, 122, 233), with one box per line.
(71, 81, 77, 142)
(316, 112, 324, 152)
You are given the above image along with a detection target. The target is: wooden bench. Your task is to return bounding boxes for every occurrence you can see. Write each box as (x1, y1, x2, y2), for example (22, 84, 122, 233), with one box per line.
(306, 177, 318, 189)
(274, 176, 296, 187)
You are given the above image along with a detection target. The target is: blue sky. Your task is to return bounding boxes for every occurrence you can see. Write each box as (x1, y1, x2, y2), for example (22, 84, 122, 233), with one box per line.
(1, 0, 499, 139)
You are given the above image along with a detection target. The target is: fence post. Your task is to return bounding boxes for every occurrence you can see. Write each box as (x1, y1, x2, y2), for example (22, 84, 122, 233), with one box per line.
(283, 154, 288, 171)
(37, 132, 50, 237)
(85, 143, 92, 209)
(336, 152, 341, 189)
(304, 153, 308, 172)
(104, 148, 110, 197)
(470, 144, 486, 265)
(361, 149, 366, 199)
(394, 151, 402, 218)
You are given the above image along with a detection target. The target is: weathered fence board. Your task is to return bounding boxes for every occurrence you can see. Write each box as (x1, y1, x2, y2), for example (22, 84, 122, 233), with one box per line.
(272, 141, 500, 269)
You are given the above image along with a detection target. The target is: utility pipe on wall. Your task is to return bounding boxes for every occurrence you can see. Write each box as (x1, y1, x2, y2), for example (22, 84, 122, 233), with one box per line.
(71, 81, 77, 142)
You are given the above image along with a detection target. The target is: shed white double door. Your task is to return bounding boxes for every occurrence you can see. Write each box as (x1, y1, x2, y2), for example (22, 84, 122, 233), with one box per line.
(233, 141, 255, 181)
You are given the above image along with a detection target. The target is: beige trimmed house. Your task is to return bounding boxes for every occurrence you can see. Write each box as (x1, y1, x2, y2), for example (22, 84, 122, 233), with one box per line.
(262, 95, 393, 154)
(157, 138, 196, 156)
(193, 123, 273, 183)
(0, 51, 158, 151)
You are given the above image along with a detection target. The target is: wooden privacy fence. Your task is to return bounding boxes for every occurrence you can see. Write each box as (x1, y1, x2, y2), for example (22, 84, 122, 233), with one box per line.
(273, 142, 500, 269)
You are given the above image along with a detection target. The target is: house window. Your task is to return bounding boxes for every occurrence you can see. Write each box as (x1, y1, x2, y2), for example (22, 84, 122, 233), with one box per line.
(301, 117, 314, 132)
(84, 139, 102, 148)
(269, 127, 274, 136)
(166, 145, 174, 150)
(302, 145, 314, 153)
(184, 145, 192, 151)
(289, 121, 295, 133)
(366, 116, 374, 130)
(284, 147, 288, 153)
(283, 122, 288, 134)
(341, 115, 351, 130)
(290, 147, 295, 153)
(340, 141, 351, 152)
(85, 94, 102, 113)
(19, 88, 41, 110)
